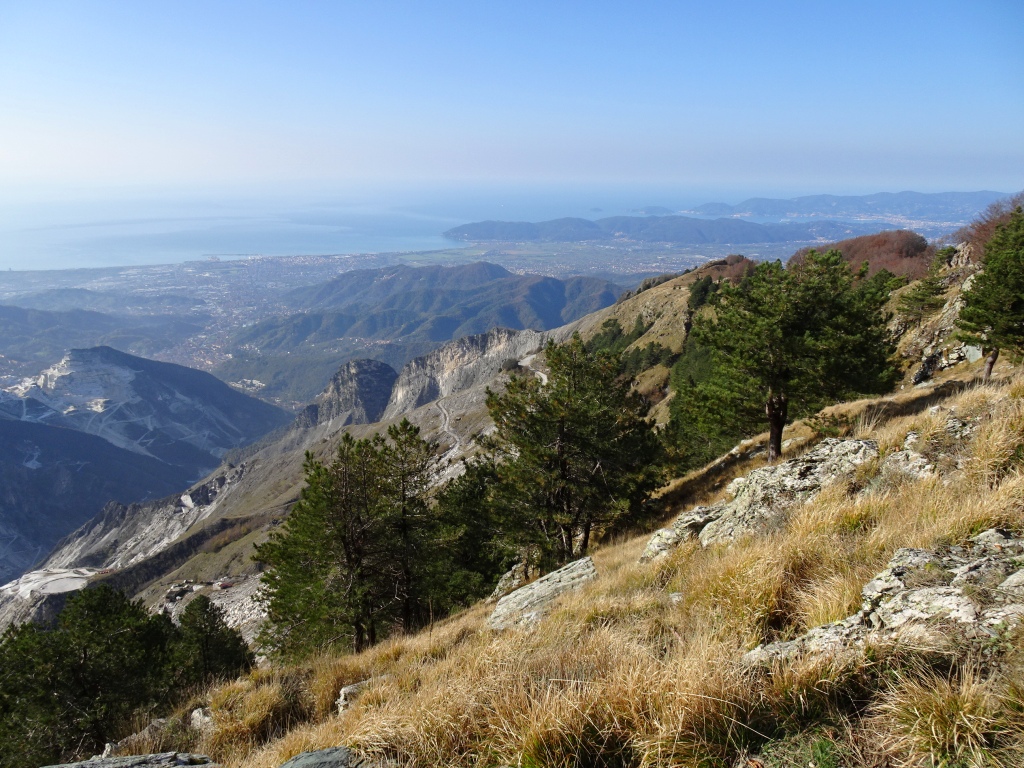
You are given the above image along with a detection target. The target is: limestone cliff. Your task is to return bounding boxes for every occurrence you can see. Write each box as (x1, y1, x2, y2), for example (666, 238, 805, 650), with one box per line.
(383, 327, 570, 419)
(296, 359, 398, 428)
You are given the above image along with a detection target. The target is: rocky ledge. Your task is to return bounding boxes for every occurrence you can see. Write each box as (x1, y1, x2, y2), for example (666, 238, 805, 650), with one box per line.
(745, 528, 1024, 665)
(640, 438, 879, 562)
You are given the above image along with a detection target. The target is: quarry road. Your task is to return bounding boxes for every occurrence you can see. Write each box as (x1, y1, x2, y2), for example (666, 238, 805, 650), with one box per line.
(436, 398, 463, 462)
(519, 353, 548, 384)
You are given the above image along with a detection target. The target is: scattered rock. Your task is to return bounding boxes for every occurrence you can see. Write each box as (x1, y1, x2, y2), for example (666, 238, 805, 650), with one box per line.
(278, 746, 375, 768)
(745, 529, 1024, 666)
(190, 706, 214, 734)
(334, 677, 388, 714)
(42, 753, 214, 768)
(878, 448, 934, 482)
(639, 505, 724, 563)
(487, 557, 597, 630)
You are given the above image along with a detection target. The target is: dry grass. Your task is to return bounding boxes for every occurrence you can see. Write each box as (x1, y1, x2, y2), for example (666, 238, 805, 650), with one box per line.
(868, 664, 1024, 767)
(175, 373, 1024, 768)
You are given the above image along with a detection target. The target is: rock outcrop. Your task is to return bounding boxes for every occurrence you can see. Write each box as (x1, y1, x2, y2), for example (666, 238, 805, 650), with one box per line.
(641, 439, 879, 561)
(162, 574, 267, 644)
(383, 328, 570, 420)
(297, 360, 398, 428)
(42, 753, 213, 768)
(745, 529, 1024, 665)
(44, 465, 248, 572)
(488, 557, 597, 630)
(278, 747, 375, 768)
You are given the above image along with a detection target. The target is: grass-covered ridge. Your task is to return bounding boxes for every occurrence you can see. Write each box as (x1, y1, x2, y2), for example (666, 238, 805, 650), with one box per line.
(149, 365, 1024, 767)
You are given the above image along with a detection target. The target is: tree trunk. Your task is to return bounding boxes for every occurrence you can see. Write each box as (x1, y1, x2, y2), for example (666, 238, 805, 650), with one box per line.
(765, 392, 788, 463)
(983, 348, 999, 381)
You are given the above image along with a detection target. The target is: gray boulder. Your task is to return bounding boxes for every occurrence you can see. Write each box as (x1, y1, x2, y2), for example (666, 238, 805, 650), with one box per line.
(700, 439, 878, 547)
(278, 747, 375, 768)
(43, 754, 213, 768)
(639, 505, 724, 563)
(487, 557, 597, 630)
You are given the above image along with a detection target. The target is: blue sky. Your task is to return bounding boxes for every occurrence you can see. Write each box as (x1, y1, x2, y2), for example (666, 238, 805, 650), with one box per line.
(0, 0, 1021, 198)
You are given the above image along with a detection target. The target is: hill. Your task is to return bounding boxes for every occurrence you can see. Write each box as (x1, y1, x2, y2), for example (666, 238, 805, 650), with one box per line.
(444, 215, 872, 244)
(788, 229, 932, 278)
(180, 366, 1024, 768)
(689, 190, 1008, 220)
(216, 262, 621, 405)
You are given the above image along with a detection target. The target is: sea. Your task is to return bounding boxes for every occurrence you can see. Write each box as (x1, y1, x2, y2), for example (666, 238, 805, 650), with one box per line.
(0, 183, 755, 272)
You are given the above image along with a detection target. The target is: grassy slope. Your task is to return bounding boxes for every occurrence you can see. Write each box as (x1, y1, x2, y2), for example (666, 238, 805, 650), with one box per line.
(143, 355, 1024, 768)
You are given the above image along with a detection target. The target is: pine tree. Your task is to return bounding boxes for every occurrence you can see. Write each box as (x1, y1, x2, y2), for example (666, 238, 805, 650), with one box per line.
(898, 247, 952, 322)
(379, 419, 438, 634)
(256, 420, 445, 656)
(0, 586, 178, 764)
(486, 333, 662, 566)
(175, 595, 254, 685)
(957, 207, 1024, 380)
(680, 250, 896, 462)
(256, 434, 390, 656)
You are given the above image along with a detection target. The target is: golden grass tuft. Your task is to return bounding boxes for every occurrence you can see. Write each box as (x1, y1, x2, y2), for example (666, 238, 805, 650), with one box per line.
(869, 664, 1024, 767)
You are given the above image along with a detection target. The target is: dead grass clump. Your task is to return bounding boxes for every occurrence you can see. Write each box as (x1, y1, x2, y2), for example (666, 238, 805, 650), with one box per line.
(966, 397, 1024, 487)
(202, 670, 312, 760)
(869, 664, 1024, 767)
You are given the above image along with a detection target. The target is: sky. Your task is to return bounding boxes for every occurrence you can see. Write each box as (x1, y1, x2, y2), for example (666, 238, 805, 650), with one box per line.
(1, 0, 1022, 203)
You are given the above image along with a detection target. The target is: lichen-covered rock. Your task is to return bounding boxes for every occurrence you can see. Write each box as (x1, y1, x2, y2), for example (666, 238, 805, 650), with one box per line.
(878, 449, 935, 482)
(745, 529, 1024, 666)
(42, 753, 213, 768)
(487, 557, 597, 630)
(639, 439, 878, 563)
(334, 677, 390, 714)
(489, 562, 529, 601)
(639, 505, 724, 562)
(278, 747, 375, 768)
(190, 707, 214, 735)
(700, 439, 878, 547)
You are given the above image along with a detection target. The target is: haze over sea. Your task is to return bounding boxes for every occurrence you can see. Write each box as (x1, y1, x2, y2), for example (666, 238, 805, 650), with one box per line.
(0, 182, 776, 272)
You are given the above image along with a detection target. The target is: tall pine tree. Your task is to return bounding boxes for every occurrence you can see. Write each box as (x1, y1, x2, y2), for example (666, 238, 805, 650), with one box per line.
(485, 333, 662, 566)
(957, 207, 1024, 380)
(675, 250, 896, 462)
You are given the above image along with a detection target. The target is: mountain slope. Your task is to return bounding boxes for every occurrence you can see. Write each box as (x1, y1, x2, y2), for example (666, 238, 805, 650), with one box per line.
(218, 262, 621, 404)
(0, 348, 290, 586)
(8, 346, 291, 470)
(0, 419, 194, 585)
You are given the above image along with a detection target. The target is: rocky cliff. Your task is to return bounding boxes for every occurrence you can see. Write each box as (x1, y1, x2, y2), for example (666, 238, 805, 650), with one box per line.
(296, 359, 398, 428)
(382, 327, 570, 419)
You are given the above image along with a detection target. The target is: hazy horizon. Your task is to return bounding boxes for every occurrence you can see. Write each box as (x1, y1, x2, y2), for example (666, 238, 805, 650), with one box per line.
(0, 2, 1020, 269)
(1, 184, 1014, 272)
